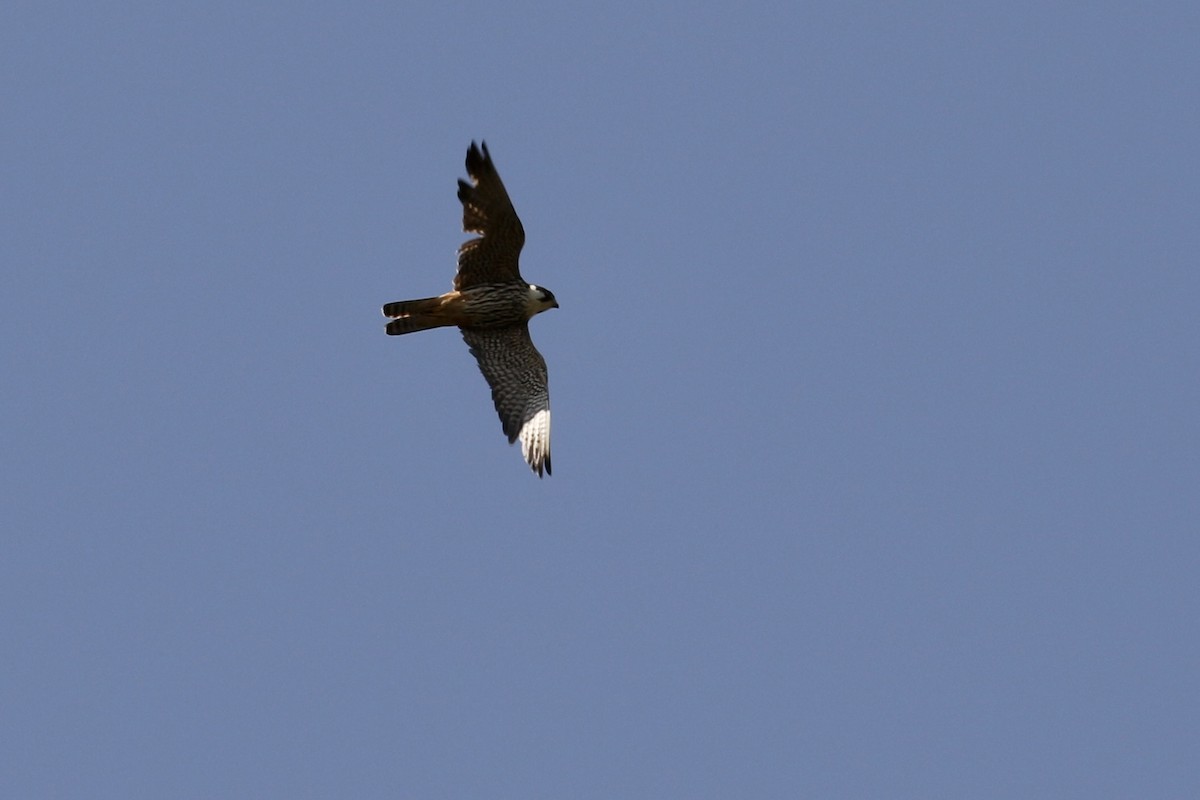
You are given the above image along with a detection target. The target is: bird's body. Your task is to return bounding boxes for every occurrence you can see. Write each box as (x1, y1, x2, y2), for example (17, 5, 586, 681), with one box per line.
(383, 282, 552, 335)
(382, 142, 558, 477)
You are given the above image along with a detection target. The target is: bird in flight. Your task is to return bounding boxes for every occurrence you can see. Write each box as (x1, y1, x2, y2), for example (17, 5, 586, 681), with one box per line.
(382, 141, 558, 477)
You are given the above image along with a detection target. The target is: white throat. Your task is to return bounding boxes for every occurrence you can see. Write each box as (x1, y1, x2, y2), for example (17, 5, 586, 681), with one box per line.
(525, 284, 549, 315)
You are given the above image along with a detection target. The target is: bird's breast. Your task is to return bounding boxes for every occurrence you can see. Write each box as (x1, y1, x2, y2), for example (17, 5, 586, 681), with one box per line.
(459, 283, 532, 328)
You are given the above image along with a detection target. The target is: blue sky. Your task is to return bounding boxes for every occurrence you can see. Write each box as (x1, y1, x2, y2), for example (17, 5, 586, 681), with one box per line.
(3, 2, 1198, 797)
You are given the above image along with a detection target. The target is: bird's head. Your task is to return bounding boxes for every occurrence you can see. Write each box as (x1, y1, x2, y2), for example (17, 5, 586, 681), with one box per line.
(527, 284, 559, 315)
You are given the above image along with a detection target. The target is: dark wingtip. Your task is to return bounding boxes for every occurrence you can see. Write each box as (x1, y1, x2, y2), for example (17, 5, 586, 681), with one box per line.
(465, 140, 487, 174)
(464, 140, 494, 177)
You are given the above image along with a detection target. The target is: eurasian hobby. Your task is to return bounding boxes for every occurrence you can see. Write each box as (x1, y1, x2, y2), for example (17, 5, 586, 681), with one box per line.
(382, 141, 558, 477)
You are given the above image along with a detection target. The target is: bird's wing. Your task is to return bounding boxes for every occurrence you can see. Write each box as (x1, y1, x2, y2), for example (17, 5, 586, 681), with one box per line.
(454, 141, 526, 290)
(461, 325, 551, 477)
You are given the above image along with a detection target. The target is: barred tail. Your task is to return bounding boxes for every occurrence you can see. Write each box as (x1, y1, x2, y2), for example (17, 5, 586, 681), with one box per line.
(381, 296, 459, 336)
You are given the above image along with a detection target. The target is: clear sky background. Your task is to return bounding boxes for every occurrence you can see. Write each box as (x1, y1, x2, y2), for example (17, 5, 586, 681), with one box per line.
(3, 2, 1198, 797)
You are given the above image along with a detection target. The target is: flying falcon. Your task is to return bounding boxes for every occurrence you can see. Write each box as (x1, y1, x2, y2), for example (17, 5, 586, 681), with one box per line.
(382, 141, 558, 477)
